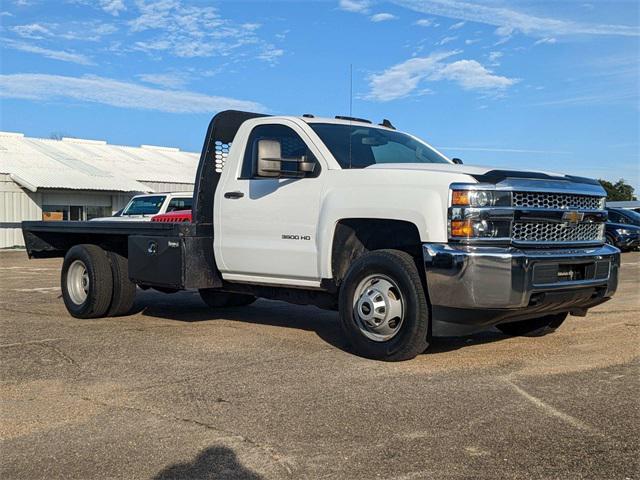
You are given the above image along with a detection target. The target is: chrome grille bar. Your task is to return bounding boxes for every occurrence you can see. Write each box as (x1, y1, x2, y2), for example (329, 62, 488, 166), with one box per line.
(512, 222, 605, 244)
(513, 192, 604, 210)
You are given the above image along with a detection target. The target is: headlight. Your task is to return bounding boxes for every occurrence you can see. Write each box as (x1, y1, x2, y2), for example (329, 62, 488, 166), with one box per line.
(449, 188, 512, 240)
(449, 218, 512, 239)
(451, 189, 511, 207)
(616, 228, 631, 235)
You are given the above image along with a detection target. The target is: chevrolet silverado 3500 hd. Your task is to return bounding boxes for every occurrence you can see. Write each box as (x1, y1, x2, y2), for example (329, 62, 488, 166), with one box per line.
(22, 110, 620, 361)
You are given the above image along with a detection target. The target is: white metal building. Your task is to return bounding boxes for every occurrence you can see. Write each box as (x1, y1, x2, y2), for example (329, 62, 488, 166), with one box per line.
(0, 131, 199, 248)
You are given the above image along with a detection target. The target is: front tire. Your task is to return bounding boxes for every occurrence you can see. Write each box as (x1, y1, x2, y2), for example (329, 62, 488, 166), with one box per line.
(339, 249, 430, 361)
(61, 245, 113, 319)
(496, 312, 568, 337)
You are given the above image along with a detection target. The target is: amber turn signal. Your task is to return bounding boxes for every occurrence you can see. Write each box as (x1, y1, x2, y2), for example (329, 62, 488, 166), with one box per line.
(451, 190, 470, 206)
(450, 219, 474, 237)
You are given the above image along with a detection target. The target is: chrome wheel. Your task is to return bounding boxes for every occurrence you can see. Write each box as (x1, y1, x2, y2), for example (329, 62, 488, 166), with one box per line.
(67, 260, 89, 305)
(352, 274, 404, 342)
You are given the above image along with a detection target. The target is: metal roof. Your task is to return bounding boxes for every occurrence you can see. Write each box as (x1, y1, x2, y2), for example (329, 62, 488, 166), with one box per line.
(0, 131, 199, 193)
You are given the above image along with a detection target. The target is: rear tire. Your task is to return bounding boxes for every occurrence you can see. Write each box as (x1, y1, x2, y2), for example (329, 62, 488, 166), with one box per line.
(199, 289, 256, 308)
(61, 245, 113, 319)
(106, 251, 136, 317)
(339, 249, 430, 361)
(496, 312, 568, 337)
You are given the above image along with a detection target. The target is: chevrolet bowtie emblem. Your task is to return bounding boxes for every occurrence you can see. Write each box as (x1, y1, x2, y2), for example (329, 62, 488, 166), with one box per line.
(562, 210, 584, 227)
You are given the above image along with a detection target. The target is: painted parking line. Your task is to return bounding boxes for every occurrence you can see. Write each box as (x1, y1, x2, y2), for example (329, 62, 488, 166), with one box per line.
(12, 287, 60, 292)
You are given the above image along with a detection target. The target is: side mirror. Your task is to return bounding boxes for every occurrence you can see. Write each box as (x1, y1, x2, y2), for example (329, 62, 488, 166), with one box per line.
(298, 158, 316, 174)
(257, 139, 282, 177)
(452, 158, 463, 165)
(256, 139, 317, 178)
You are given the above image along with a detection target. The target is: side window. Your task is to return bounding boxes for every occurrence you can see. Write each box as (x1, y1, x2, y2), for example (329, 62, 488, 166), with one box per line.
(166, 197, 193, 212)
(241, 124, 320, 178)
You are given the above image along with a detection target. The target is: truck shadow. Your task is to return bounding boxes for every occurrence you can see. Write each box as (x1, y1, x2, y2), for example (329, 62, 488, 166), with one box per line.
(136, 291, 350, 352)
(135, 290, 510, 357)
(153, 445, 263, 480)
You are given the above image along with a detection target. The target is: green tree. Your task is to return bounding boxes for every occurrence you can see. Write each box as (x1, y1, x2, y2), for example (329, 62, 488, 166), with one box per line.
(598, 179, 636, 201)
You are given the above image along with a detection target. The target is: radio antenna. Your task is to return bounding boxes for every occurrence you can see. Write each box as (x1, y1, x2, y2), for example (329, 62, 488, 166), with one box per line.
(349, 63, 353, 117)
(349, 64, 353, 169)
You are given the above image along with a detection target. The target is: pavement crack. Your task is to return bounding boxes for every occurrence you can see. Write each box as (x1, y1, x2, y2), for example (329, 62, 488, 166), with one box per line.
(504, 378, 603, 437)
(39, 343, 77, 366)
(78, 395, 295, 476)
(0, 338, 65, 348)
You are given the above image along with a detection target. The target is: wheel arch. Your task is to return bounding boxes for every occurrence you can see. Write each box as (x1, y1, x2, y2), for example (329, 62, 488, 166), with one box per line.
(328, 218, 423, 286)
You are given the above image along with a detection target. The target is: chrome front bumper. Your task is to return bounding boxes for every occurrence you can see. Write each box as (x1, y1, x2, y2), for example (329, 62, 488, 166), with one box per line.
(423, 243, 620, 324)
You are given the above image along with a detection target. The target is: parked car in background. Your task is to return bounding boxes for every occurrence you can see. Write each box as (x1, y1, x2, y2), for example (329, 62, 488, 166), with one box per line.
(151, 210, 192, 223)
(605, 207, 640, 251)
(91, 192, 193, 222)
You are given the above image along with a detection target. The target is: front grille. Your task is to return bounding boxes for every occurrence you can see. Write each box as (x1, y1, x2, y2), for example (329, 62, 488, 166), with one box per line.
(513, 192, 603, 210)
(512, 222, 604, 244)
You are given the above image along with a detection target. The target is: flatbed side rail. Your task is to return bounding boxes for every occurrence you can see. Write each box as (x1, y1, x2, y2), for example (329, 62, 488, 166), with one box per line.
(21, 221, 190, 259)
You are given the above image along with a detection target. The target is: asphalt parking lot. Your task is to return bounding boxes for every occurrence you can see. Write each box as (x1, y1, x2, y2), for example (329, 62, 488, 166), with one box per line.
(1, 250, 638, 480)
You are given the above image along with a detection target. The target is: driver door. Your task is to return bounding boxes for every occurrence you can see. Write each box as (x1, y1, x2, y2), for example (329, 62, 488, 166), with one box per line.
(218, 122, 325, 285)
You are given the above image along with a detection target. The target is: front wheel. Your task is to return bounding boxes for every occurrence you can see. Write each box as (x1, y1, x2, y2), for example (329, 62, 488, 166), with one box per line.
(496, 312, 567, 337)
(339, 249, 430, 361)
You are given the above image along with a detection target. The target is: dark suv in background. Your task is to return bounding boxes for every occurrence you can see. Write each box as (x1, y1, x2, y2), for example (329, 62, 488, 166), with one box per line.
(605, 208, 640, 251)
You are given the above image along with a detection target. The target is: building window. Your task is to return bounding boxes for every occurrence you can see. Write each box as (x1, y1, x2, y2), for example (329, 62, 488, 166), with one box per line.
(42, 205, 68, 221)
(86, 206, 112, 220)
(42, 204, 112, 221)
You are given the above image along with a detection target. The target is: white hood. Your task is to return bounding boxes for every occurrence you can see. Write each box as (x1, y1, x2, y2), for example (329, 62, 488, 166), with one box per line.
(365, 163, 568, 179)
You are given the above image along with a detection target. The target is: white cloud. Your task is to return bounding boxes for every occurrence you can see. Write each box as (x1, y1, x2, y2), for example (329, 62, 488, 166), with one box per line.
(12, 23, 51, 39)
(136, 72, 188, 88)
(100, 0, 125, 16)
(0, 74, 266, 114)
(487, 51, 503, 64)
(495, 25, 514, 37)
(367, 51, 458, 101)
(436, 146, 571, 155)
(465, 38, 480, 45)
(257, 47, 284, 64)
(436, 35, 457, 45)
(449, 21, 465, 30)
(370, 12, 397, 22)
(126, 1, 278, 62)
(534, 37, 557, 45)
(430, 59, 518, 91)
(11, 21, 117, 42)
(493, 34, 512, 46)
(388, 0, 639, 37)
(414, 18, 435, 27)
(338, 0, 370, 13)
(1, 38, 94, 65)
(366, 50, 518, 101)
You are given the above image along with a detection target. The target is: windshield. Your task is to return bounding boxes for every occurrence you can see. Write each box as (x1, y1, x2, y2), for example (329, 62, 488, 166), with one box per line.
(123, 195, 166, 216)
(310, 123, 450, 169)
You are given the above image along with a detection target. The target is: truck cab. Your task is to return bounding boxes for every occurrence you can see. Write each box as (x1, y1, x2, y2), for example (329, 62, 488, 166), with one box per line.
(91, 192, 193, 222)
(22, 110, 620, 361)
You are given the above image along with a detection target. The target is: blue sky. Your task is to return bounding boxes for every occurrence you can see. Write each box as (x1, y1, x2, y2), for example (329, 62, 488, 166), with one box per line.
(1, 0, 638, 189)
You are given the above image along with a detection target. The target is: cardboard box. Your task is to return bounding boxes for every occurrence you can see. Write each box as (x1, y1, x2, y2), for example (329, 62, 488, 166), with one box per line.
(42, 211, 64, 221)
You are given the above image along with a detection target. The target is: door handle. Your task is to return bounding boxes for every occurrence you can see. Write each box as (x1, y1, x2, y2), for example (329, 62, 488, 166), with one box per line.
(224, 191, 244, 199)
